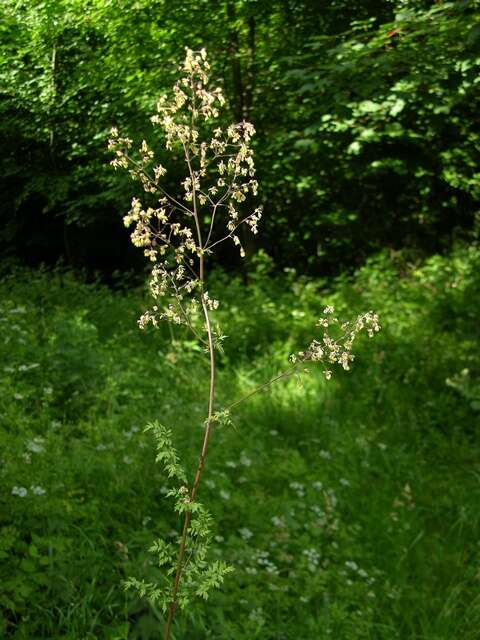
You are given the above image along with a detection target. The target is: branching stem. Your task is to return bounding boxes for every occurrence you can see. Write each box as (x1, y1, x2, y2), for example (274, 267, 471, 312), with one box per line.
(164, 145, 217, 640)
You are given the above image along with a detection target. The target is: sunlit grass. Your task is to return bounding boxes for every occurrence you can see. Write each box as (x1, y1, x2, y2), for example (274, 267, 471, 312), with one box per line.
(1, 245, 479, 638)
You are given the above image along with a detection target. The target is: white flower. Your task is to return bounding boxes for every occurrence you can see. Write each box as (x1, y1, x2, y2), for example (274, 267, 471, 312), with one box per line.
(240, 453, 252, 467)
(248, 607, 264, 623)
(26, 437, 45, 454)
(271, 516, 284, 528)
(303, 548, 320, 565)
(12, 486, 28, 497)
(239, 527, 253, 540)
(31, 485, 46, 496)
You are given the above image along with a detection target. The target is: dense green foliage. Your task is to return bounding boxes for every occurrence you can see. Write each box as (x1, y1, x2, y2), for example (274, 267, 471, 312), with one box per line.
(1, 244, 479, 638)
(2, 1, 480, 637)
(1, 0, 479, 272)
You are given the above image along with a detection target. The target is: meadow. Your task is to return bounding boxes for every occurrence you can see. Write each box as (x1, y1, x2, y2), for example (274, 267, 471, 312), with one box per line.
(1, 243, 479, 639)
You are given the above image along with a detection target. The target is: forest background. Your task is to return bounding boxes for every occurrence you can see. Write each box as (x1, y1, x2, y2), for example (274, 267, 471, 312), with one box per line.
(1, 1, 480, 639)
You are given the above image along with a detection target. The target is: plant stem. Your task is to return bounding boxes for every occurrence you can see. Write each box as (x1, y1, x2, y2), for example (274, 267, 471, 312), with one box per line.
(164, 295, 216, 640)
(164, 145, 217, 640)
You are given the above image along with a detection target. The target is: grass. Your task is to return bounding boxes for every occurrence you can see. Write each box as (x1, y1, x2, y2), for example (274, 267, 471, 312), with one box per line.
(1, 244, 479, 639)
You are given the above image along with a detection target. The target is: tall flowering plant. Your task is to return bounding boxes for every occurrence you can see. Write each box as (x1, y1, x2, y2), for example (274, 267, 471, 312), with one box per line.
(109, 48, 380, 639)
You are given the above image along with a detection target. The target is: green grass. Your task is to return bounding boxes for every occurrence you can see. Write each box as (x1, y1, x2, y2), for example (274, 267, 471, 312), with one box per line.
(1, 245, 479, 639)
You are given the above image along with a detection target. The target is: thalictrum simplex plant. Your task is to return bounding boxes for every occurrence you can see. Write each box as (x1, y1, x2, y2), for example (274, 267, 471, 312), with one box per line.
(108, 47, 380, 639)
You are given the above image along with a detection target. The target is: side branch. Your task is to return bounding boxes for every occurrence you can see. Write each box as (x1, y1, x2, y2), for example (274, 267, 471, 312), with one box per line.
(225, 364, 300, 413)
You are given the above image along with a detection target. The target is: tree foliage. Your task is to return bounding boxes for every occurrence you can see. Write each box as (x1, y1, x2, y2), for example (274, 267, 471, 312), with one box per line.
(1, 0, 478, 273)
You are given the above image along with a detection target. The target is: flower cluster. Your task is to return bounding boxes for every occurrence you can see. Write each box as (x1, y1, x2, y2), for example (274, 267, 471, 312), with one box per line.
(290, 306, 381, 379)
(11, 484, 46, 497)
(108, 48, 262, 334)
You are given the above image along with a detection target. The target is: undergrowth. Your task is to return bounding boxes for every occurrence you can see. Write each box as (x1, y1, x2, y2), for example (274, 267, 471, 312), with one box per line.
(1, 243, 479, 639)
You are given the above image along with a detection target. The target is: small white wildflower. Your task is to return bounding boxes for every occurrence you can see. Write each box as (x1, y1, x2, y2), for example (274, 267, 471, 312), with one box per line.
(12, 486, 28, 497)
(239, 527, 253, 540)
(26, 437, 45, 454)
(289, 481, 305, 497)
(326, 488, 337, 507)
(271, 515, 285, 528)
(310, 504, 321, 515)
(323, 305, 334, 314)
(248, 607, 264, 623)
(240, 453, 252, 467)
(303, 548, 320, 566)
(31, 485, 46, 496)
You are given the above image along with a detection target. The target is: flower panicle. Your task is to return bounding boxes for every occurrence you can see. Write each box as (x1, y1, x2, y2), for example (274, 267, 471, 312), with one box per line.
(290, 306, 381, 379)
(108, 47, 261, 332)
